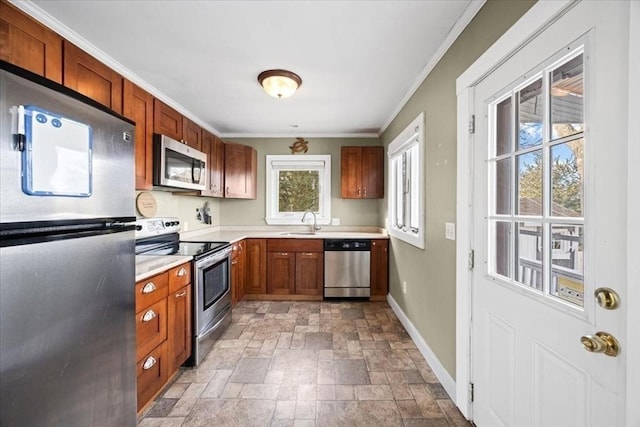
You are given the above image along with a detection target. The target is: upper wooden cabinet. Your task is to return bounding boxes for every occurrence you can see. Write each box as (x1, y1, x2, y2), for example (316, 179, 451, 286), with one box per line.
(123, 80, 154, 190)
(63, 41, 123, 113)
(224, 142, 257, 199)
(201, 130, 224, 197)
(182, 117, 201, 151)
(0, 0, 63, 83)
(153, 99, 201, 150)
(341, 146, 384, 199)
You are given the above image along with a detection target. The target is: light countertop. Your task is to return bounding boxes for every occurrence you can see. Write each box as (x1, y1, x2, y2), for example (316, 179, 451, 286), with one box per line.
(135, 255, 192, 282)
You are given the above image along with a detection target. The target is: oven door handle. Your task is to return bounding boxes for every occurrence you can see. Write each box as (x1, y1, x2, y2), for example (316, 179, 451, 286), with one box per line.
(196, 246, 232, 269)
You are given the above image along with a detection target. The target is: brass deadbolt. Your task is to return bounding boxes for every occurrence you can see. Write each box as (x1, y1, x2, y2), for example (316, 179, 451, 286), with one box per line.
(594, 287, 620, 310)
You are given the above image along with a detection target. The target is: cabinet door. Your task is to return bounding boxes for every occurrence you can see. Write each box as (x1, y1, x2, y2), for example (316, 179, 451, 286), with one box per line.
(370, 239, 389, 298)
(267, 252, 295, 295)
(137, 341, 168, 412)
(202, 130, 224, 197)
(182, 117, 201, 150)
(153, 99, 182, 141)
(341, 146, 363, 198)
(230, 241, 245, 305)
(123, 80, 154, 190)
(224, 143, 257, 199)
(244, 239, 266, 294)
(295, 252, 324, 296)
(63, 41, 123, 113)
(167, 285, 192, 374)
(136, 299, 167, 361)
(361, 146, 384, 198)
(0, 0, 63, 83)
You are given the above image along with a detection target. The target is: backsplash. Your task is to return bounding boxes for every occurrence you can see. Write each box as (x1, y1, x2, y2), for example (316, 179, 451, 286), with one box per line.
(135, 191, 220, 232)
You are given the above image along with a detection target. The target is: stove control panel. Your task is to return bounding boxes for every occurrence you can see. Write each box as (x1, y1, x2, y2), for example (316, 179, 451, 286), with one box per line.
(135, 217, 181, 239)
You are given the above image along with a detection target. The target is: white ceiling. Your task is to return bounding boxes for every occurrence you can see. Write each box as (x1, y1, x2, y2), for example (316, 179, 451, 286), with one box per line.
(21, 0, 481, 138)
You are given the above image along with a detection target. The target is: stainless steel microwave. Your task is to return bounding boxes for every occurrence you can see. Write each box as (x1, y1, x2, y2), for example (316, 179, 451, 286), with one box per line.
(153, 134, 207, 191)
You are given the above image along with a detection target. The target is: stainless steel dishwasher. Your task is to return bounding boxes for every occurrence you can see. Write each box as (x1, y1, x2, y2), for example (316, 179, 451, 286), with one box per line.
(324, 239, 371, 298)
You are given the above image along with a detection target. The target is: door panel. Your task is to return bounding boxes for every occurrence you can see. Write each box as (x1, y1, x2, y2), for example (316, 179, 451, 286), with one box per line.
(471, 2, 629, 426)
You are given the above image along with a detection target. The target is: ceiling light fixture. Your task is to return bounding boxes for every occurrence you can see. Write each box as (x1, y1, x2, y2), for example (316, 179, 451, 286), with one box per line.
(258, 69, 302, 99)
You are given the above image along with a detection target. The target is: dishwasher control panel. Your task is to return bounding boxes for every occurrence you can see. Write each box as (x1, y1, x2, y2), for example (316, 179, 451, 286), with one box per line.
(324, 239, 371, 251)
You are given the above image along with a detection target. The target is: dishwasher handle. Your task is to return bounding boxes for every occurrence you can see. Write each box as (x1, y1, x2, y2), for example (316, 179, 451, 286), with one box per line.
(324, 239, 371, 251)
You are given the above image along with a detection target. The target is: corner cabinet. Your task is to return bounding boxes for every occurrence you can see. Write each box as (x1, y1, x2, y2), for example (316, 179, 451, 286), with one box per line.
(370, 239, 389, 300)
(341, 146, 384, 199)
(224, 142, 257, 199)
(0, 0, 63, 83)
(201, 130, 225, 197)
(135, 262, 191, 413)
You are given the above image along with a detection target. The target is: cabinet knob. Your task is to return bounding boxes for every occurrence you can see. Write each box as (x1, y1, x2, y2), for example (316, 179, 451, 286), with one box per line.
(141, 282, 156, 294)
(177, 267, 187, 277)
(142, 356, 157, 370)
(363, 188, 367, 197)
(141, 309, 157, 322)
(357, 188, 361, 196)
(226, 186, 230, 195)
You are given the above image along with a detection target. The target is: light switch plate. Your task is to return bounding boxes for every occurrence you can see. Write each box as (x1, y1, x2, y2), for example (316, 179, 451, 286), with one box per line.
(445, 222, 456, 240)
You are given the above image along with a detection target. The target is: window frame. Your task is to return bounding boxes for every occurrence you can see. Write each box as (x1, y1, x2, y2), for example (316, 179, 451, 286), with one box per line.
(265, 154, 332, 225)
(387, 112, 425, 248)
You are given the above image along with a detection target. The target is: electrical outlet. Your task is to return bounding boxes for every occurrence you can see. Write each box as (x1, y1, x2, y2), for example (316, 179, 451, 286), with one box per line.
(183, 221, 189, 231)
(402, 281, 407, 295)
(445, 222, 456, 240)
(331, 218, 340, 226)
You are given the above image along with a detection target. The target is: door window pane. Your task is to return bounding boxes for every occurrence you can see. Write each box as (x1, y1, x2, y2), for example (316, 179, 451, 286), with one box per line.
(551, 140, 584, 217)
(518, 79, 543, 149)
(517, 150, 543, 216)
(549, 224, 584, 307)
(515, 222, 543, 291)
(493, 221, 512, 279)
(551, 53, 583, 140)
(496, 97, 512, 156)
(495, 158, 512, 215)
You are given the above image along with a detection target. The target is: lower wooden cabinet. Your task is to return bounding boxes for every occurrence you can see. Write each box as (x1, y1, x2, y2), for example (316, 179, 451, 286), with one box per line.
(231, 240, 246, 305)
(135, 261, 191, 413)
(244, 239, 266, 294)
(167, 285, 191, 374)
(370, 239, 389, 299)
(266, 239, 323, 297)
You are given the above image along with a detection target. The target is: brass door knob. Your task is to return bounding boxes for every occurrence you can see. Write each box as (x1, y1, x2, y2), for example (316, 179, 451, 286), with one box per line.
(580, 332, 619, 357)
(595, 287, 620, 309)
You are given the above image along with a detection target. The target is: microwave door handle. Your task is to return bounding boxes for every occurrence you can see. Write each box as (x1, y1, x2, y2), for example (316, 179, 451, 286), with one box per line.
(191, 160, 197, 184)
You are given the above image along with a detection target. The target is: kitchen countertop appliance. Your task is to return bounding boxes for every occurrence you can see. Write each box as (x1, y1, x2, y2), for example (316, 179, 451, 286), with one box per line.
(0, 62, 137, 425)
(324, 239, 371, 298)
(135, 218, 232, 365)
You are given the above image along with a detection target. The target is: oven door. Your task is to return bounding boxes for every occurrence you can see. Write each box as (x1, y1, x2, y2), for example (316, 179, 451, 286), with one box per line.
(194, 246, 232, 337)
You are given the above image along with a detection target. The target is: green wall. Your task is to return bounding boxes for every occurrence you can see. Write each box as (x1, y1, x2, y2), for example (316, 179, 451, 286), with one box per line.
(379, 0, 536, 378)
(219, 137, 381, 226)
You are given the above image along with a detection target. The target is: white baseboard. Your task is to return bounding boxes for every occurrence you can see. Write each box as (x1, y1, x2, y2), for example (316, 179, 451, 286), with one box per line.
(387, 294, 457, 402)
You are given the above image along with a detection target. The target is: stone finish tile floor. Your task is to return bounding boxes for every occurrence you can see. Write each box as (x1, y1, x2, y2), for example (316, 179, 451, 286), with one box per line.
(139, 300, 470, 427)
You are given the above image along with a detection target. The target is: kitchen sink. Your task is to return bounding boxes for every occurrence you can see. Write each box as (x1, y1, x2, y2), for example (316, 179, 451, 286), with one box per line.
(279, 232, 317, 236)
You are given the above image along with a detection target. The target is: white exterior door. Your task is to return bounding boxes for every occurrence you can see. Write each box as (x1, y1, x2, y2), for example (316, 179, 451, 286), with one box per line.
(470, 2, 630, 426)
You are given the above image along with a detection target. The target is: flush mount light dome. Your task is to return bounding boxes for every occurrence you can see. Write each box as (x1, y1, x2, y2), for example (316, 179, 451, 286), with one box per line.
(258, 69, 302, 99)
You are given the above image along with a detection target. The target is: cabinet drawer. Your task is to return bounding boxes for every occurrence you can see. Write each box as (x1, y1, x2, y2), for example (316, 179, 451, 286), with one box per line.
(136, 299, 167, 361)
(267, 239, 323, 253)
(136, 341, 168, 412)
(135, 272, 169, 311)
(168, 262, 191, 294)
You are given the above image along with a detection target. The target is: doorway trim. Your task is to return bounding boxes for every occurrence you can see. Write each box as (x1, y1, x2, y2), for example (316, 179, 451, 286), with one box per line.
(455, 0, 639, 423)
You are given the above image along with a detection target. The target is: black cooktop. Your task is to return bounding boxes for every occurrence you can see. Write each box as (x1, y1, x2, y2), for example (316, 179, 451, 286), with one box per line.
(135, 233, 230, 260)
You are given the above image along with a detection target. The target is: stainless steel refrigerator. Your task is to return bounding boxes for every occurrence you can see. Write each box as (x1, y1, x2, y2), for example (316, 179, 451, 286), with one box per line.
(0, 62, 137, 426)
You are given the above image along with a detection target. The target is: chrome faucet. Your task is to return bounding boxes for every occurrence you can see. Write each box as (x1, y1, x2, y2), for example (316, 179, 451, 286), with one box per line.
(302, 210, 321, 232)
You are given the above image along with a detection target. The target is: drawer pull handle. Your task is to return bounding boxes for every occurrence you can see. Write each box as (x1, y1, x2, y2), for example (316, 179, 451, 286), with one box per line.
(142, 310, 157, 322)
(303, 252, 313, 256)
(142, 356, 157, 370)
(231, 260, 238, 265)
(176, 290, 187, 298)
(177, 267, 187, 277)
(141, 282, 156, 294)
(280, 252, 288, 256)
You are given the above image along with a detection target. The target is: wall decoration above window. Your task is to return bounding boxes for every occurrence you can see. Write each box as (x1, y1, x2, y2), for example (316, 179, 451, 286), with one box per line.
(289, 137, 309, 154)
